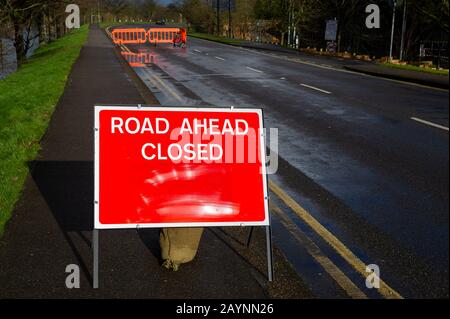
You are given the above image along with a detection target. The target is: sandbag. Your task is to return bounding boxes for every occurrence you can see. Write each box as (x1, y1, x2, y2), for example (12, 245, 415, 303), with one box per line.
(160, 227, 204, 271)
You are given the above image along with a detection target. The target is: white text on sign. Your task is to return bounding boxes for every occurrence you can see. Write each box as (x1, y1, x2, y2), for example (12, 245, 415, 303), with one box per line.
(110, 116, 251, 162)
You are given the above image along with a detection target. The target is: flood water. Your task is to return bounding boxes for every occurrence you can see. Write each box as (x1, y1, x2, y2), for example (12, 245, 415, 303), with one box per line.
(0, 38, 17, 80)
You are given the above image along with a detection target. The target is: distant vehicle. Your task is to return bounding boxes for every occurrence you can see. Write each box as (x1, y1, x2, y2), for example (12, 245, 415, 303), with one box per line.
(156, 18, 166, 25)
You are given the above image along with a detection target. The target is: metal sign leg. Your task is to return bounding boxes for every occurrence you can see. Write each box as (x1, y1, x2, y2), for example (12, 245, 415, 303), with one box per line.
(265, 225, 274, 282)
(245, 226, 254, 247)
(93, 229, 99, 289)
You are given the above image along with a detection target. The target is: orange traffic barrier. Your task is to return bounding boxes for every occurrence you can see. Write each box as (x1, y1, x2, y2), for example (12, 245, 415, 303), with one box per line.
(111, 27, 187, 46)
(112, 28, 147, 44)
(147, 28, 183, 44)
(121, 51, 154, 67)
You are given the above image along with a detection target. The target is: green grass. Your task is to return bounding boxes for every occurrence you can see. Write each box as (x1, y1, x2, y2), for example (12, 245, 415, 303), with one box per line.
(0, 25, 88, 236)
(188, 32, 242, 45)
(380, 62, 449, 76)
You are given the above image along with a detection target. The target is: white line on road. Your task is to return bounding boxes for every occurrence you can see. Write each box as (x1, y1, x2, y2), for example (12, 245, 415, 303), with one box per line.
(193, 49, 202, 53)
(215, 56, 225, 61)
(190, 37, 448, 92)
(410, 117, 449, 131)
(300, 83, 332, 94)
(246, 66, 264, 73)
(184, 73, 255, 77)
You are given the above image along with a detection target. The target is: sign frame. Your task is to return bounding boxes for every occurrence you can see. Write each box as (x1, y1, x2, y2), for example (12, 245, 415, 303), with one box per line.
(93, 104, 273, 288)
(94, 105, 270, 230)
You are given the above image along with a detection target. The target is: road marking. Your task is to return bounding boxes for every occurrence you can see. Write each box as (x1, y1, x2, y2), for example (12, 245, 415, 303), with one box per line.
(121, 44, 131, 52)
(300, 83, 332, 94)
(105, 26, 113, 37)
(105, 26, 132, 53)
(271, 203, 368, 299)
(142, 70, 163, 91)
(190, 37, 448, 92)
(184, 73, 255, 78)
(215, 56, 225, 61)
(410, 117, 449, 131)
(268, 179, 403, 299)
(142, 68, 184, 103)
(194, 49, 202, 53)
(246, 66, 264, 73)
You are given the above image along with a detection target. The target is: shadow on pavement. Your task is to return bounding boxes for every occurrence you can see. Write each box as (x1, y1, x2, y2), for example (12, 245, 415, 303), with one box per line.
(28, 160, 94, 283)
(28, 161, 93, 231)
(27, 161, 165, 281)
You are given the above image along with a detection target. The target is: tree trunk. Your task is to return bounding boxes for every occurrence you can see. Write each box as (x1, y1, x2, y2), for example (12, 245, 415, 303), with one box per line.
(56, 16, 62, 38)
(47, 12, 52, 42)
(13, 21, 24, 64)
(36, 12, 44, 46)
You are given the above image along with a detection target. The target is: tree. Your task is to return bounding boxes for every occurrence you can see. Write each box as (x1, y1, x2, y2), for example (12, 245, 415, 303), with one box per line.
(0, 0, 98, 63)
(399, 0, 449, 59)
(103, 0, 129, 21)
(232, 0, 256, 40)
(176, 0, 214, 32)
(162, 0, 449, 58)
(141, 0, 157, 21)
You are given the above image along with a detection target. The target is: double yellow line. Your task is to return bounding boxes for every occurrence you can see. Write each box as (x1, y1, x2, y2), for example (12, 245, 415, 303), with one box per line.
(268, 179, 403, 299)
(107, 28, 403, 298)
(140, 68, 185, 103)
(106, 26, 183, 104)
(105, 26, 131, 53)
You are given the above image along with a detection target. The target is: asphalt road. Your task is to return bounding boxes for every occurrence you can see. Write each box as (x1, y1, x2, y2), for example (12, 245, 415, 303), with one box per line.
(122, 36, 449, 298)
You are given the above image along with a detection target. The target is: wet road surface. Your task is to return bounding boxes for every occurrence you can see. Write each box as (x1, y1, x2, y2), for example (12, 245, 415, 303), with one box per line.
(118, 34, 449, 298)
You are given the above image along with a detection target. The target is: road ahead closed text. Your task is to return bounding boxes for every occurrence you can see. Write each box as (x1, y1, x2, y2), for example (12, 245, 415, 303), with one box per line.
(95, 106, 269, 229)
(110, 116, 249, 161)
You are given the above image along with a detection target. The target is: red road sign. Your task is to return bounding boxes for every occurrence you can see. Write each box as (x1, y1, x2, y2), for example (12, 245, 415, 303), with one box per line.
(94, 106, 269, 229)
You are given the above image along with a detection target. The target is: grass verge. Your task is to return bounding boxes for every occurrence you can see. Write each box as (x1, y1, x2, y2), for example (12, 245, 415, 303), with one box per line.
(380, 62, 449, 76)
(0, 25, 88, 236)
(188, 32, 242, 45)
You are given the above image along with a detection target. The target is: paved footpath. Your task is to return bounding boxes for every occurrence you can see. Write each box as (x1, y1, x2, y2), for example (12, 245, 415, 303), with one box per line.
(0, 25, 311, 298)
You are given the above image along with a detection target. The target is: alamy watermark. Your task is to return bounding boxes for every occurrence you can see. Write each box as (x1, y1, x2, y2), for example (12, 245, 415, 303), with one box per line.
(365, 264, 381, 289)
(365, 4, 381, 29)
(65, 264, 80, 288)
(65, 4, 80, 29)
(111, 116, 279, 174)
